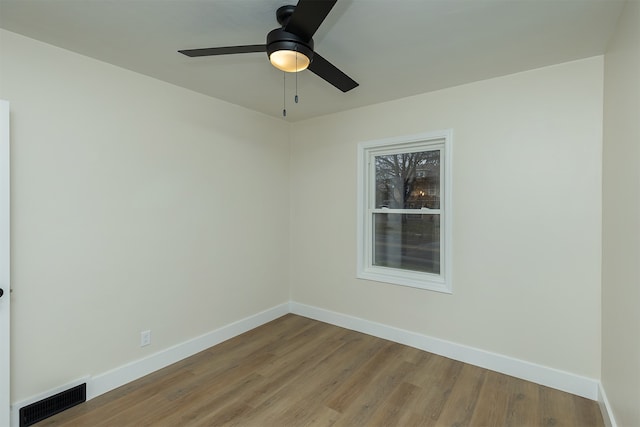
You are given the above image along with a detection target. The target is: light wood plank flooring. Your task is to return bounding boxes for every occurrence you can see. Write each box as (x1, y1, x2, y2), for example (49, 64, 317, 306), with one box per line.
(36, 314, 604, 426)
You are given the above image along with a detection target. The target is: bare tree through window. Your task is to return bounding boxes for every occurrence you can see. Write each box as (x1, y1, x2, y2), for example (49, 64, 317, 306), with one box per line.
(375, 151, 440, 209)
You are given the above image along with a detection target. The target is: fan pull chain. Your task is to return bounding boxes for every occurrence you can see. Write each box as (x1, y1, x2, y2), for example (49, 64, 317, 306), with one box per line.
(295, 48, 299, 104)
(282, 72, 287, 117)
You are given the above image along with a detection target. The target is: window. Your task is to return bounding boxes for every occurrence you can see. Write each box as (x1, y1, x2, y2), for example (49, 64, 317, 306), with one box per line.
(357, 130, 452, 293)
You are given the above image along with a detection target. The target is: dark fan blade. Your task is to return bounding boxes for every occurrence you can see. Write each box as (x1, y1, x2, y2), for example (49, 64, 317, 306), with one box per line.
(308, 52, 358, 92)
(285, 0, 337, 42)
(179, 44, 266, 57)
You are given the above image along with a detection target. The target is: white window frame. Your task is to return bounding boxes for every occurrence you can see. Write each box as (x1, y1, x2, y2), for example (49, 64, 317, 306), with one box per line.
(357, 129, 453, 293)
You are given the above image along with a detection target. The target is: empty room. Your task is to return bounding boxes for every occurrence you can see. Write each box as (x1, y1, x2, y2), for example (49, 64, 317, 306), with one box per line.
(0, 0, 638, 426)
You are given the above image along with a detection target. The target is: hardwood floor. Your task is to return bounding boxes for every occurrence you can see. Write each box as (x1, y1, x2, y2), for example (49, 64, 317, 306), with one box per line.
(36, 314, 604, 426)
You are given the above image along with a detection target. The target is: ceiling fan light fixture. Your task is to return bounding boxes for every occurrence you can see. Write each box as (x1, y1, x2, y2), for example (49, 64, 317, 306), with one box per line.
(266, 28, 314, 73)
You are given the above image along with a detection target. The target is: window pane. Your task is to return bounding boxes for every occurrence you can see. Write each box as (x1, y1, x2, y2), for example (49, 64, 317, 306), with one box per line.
(375, 150, 440, 209)
(373, 213, 440, 274)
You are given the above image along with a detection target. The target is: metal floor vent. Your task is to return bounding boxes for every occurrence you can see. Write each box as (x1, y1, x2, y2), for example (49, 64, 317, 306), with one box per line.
(19, 383, 86, 427)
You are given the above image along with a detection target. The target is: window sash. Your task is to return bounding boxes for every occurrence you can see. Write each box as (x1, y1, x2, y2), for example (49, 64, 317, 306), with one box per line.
(371, 212, 441, 275)
(370, 208, 441, 214)
(369, 147, 443, 211)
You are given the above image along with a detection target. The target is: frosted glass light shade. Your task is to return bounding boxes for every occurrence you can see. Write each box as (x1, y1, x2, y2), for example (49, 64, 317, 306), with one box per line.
(269, 50, 310, 72)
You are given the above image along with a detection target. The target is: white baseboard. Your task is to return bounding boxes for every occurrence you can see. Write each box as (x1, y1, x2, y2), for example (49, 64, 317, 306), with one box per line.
(88, 303, 289, 401)
(598, 382, 617, 427)
(12, 301, 606, 427)
(89, 303, 289, 400)
(289, 302, 600, 400)
(10, 303, 289, 427)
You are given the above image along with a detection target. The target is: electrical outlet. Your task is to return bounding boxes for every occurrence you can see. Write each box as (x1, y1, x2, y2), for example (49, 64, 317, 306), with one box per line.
(140, 330, 151, 347)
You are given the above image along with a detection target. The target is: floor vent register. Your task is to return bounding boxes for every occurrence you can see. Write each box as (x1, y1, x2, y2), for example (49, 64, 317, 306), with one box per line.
(19, 383, 86, 426)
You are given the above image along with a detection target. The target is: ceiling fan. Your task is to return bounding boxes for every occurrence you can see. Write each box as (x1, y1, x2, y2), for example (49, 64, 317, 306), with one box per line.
(178, 0, 358, 93)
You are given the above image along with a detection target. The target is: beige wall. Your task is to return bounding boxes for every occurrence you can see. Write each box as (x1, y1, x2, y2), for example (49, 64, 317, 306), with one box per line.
(290, 57, 604, 379)
(602, 1, 640, 425)
(0, 22, 617, 412)
(0, 30, 290, 402)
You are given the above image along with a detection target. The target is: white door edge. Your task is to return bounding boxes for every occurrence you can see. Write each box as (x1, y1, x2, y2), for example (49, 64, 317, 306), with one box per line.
(0, 99, 11, 427)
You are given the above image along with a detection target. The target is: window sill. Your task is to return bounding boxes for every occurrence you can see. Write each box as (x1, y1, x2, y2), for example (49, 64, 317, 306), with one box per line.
(357, 267, 452, 294)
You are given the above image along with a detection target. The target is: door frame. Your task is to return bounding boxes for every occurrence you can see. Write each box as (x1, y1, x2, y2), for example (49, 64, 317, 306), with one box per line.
(0, 99, 11, 426)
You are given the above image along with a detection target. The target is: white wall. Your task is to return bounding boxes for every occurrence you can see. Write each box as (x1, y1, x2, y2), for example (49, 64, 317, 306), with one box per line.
(290, 57, 603, 380)
(0, 30, 290, 402)
(602, 1, 640, 425)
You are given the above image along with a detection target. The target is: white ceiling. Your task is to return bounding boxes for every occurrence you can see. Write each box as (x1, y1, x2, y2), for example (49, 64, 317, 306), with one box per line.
(0, 0, 626, 121)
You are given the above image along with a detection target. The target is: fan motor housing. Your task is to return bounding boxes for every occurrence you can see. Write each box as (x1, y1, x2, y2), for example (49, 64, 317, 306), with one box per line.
(266, 28, 314, 63)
